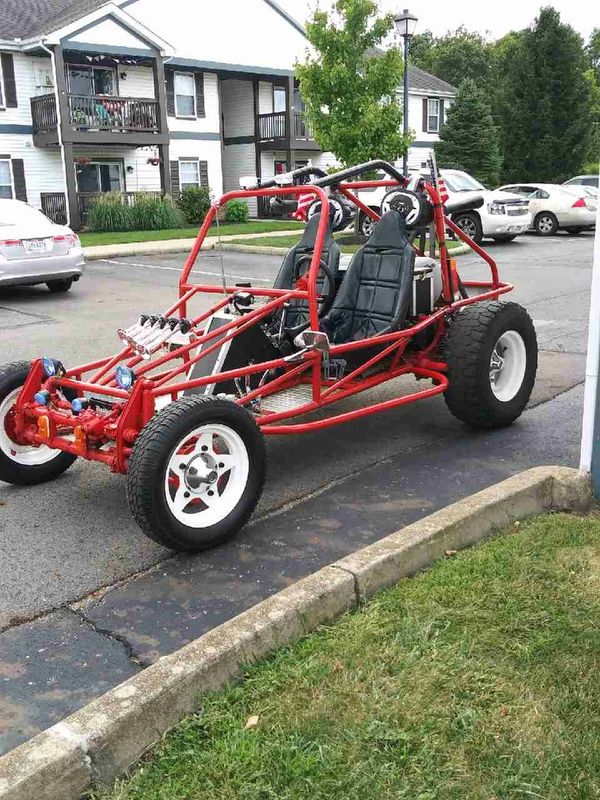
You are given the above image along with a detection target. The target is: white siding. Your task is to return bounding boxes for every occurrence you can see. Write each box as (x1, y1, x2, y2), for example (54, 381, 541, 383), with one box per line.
(221, 79, 254, 139)
(72, 145, 162, 193)
(169, 138, 223, 198)
(258, 81, 274, 115)
(67, 18, 150, 50)
(0, 52, 44, 126)
(120, 65, 155, 99)
(0, 135, 65, 208)
(167, 72, 220, 136)
(222, 143, 256, 216)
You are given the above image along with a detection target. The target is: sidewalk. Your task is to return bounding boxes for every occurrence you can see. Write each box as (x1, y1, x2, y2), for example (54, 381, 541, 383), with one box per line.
(82, 228, 302, 261)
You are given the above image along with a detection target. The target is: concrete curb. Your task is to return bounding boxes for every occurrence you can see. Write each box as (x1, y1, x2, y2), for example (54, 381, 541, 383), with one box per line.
(219, 242, 472, 257)
(0, 465, 592, 799)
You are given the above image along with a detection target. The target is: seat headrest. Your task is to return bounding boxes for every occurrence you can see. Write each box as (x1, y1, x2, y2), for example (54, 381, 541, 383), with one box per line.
(297, 212, 334, 251)
(364, 210, 409, 250)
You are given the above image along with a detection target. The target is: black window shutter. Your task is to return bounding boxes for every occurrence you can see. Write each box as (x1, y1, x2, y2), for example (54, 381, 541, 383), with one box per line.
(1, 53, 18, 108)
(439, 99, 445, 129)
(12, 159, 27, 202)
(170, 160, 180, 200)
(422, 98, 428, 132)
(195, 72, 205, 118)
(199, 160, 209, 187)
(165, 70, 175, 117)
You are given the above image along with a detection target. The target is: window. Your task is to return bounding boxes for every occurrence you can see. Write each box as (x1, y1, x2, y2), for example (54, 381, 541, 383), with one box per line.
(174, 73, 196, 118)
(180, 159, 200, 190)
(68, 65, 115, 96)
(0, 160, 13, 199)
(427, 98, 440, 133)
(273, 86, 286, 113)
(75, 161, 123, 194)
(0, 57, 4, 108)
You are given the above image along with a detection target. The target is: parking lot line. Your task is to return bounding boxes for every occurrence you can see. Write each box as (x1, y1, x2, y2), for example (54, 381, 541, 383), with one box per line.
(97, 258, 271, 283)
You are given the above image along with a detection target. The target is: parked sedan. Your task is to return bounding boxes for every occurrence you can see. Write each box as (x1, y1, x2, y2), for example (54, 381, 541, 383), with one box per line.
(563, 174, 599, 190)
(0, 200, 84, 291)
(497, 183, 596, 235)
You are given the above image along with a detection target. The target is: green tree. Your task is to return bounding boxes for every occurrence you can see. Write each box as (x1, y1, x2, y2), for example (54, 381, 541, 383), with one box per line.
(409, 26, 493, 90)
(434, 79, 501, 186)
(295, 0, 409, 167)
(496, 7, 591, 182)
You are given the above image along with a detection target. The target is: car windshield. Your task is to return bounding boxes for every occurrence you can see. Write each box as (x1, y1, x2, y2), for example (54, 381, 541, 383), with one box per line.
(443, 173, 486, 193)
(0, 202, 50, 227)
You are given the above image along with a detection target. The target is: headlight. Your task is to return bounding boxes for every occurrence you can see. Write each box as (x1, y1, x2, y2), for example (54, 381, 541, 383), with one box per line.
(487, 203, 506, 216)
(41, 356, 65, 378)
(115, 365, 136, 391)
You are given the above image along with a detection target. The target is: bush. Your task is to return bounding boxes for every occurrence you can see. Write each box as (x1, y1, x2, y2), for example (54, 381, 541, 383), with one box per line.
(582, 161, 599, 176)
(177, 186, 212, 225)
(130, 193, 183, 230)
(86, 192, 134, 232)
(225, 199, 249, 224)
(86, 192, 183, 232)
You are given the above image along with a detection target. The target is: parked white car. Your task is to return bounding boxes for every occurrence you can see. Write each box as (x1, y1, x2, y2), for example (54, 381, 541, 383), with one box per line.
(357, 169, 531, 244)
(563, 174, 599, 190)
(496, 183, 597, 235)
(0, 200, 84, 291)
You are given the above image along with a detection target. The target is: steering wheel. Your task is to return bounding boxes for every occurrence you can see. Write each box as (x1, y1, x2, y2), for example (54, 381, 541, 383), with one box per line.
(293, 254, 337, 318)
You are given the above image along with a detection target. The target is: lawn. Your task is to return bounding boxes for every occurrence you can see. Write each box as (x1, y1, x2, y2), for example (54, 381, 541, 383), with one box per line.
(225, 232, 462, 254)
(80, 220, 305, 248)
(100, 512, 600, 800)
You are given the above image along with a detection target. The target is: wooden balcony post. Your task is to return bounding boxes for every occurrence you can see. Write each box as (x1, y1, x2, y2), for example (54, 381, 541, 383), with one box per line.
(285, 74, 295, 171)
(63, 142, 81, 230)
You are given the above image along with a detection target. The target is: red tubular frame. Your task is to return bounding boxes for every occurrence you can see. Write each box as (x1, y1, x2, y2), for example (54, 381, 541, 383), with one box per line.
(11, 175, 512, 471)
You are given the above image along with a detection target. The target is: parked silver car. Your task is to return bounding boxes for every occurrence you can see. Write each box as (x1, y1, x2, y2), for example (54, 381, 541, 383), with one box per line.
(563, 174, 599, 190)
(0, 200, 84, 291)
(496, 183, 596, 235)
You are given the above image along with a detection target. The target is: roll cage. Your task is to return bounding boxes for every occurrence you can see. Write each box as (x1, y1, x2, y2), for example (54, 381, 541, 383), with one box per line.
(12, 160, 513, 472)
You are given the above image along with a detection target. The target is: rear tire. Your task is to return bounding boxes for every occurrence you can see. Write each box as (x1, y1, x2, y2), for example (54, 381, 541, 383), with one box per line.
(126, 395, 266, 552)
(534, 212, 558, 236)
(47, 278, 74, 293)
(452, 212, 483, 244)
(491, 234, 518, 242)
(443, 301, 537, 429)
(566, 227, 583, 235)
(0, 361, 76, 485)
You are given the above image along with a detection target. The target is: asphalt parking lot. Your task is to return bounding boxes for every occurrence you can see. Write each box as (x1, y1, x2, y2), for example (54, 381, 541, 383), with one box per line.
(0, 229, 594, 753)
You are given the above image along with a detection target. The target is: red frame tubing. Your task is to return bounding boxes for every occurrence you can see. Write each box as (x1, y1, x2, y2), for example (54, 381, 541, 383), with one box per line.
(9, 177, 514, 470)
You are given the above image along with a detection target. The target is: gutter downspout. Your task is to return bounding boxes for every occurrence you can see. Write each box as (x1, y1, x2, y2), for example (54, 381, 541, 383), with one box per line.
(39, 40, 71, 227)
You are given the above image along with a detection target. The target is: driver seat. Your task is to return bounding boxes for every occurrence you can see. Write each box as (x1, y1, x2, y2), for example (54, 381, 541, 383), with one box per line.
(320, 211, 415, 344)
(272, 213, 341, 329)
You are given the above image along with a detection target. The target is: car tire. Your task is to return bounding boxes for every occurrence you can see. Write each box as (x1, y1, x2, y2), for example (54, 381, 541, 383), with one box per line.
(534, 212, 558, 236)
(452, 212, 483, 244)
(359, 210, 378, 239)
(47, 278, 74, 293)
(0, 361, 77, 486)
(126, 395, 267, 552)
(566, 227, 584, 235)
(491, 234, 518, 242)
(443, 301, 538, 429)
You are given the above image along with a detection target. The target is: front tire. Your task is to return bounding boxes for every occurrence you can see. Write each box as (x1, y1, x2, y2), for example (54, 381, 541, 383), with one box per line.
(126, 395, 266, 552)
(47, 278, 74, 293)
(359, 210, 378, 239)
(452, 212, 483, 244)
(0, 361, 76, 485)
(443, 301, 537, 429)
(491, 234, 518, 242)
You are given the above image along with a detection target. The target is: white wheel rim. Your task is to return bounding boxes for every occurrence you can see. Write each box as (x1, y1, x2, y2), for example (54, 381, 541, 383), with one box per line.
(538, 216, 554, 233)
(489, 330, 527, 402)
(0, 388, 62, 466)
(164, 423, 250, 528)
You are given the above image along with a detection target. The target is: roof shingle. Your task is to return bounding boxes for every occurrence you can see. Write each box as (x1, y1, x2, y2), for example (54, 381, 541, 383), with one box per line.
(407, 65, 456, 95)
(0, 0, 106, 40)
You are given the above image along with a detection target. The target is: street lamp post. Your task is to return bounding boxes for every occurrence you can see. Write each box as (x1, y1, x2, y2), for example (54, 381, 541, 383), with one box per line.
(394, 9, 418, 177)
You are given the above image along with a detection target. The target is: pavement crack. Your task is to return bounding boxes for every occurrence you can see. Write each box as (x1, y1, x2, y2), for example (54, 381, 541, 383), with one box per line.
(66, 607, 150, 669)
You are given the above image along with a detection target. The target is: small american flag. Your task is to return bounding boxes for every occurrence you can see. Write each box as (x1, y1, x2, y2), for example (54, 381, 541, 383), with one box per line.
(437, 176, 449, 204)
(427, 152, 449, 204)
(292, 192, 314, 221)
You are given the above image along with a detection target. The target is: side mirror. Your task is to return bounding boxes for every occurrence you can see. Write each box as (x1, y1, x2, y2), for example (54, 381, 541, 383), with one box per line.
(239, 175, 258, 189)
(293, 330, 330, 353)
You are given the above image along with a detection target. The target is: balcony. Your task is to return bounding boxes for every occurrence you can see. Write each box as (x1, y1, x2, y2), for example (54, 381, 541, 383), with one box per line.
(31, 93, 163, 146)
(257, 111, 317, 148)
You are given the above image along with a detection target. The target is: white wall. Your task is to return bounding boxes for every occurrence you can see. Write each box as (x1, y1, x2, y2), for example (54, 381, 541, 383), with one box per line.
(119, 65, 155, 98)
(258, 81, 274, 115)
(169, 138, 223, 198)
(167, 72, 220, 136)
(0, 135, 65, 208)
(222, 143, 256, 216)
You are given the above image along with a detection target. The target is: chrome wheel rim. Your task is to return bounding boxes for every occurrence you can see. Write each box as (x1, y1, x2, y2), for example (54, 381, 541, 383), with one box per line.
(457, 217, 477, 239)
(0, 388, 62, 466)
(164, 423, 249, 528)
(361, 216, 376, 238)
(538, 215, 554, 234)
(489, 330, 527, 402)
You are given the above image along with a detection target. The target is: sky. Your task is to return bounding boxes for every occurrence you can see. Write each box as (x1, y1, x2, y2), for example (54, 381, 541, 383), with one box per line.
(277, 0, 597, 42)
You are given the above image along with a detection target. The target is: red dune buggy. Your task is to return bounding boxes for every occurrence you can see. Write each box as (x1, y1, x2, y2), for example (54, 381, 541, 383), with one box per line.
(0, 160, 537, 552)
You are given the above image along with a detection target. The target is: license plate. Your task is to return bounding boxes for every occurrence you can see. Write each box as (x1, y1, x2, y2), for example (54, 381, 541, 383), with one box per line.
(23, 238, 51, 254)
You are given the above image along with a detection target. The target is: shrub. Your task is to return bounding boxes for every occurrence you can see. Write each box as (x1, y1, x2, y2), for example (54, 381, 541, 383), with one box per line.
(178, 186, 212, 225)
(86, 192, 133, 232)
(582, 161, 599, 176)
(130, 193, 183, 231)
(225, 199, 249, 224)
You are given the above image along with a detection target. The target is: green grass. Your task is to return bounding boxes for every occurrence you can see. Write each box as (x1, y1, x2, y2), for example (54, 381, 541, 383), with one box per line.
(224, 233, 461, 254)
(99, 512, 600, 800)
(80, 220, 304, 248)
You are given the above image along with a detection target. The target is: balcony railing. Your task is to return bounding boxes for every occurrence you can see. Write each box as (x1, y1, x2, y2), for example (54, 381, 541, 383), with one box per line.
(31, 93, 160, 134)
(31, 94, 58, 133)
(258, 111, 314, 143)
(40, 192, 67, 225)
